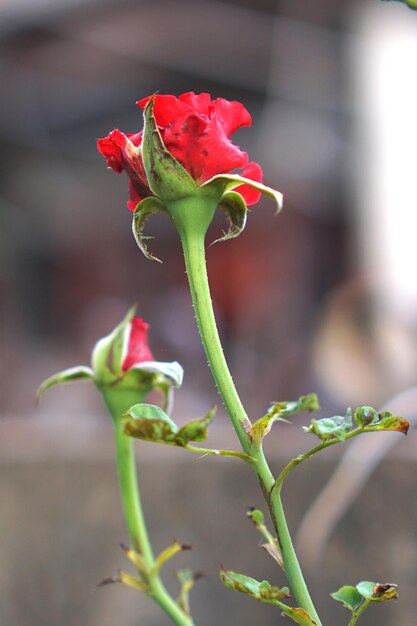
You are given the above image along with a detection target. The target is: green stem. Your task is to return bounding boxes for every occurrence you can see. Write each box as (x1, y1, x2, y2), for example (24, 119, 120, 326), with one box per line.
(347, 599, 371, 626)
(101, 387, 195, 626)
(113, 413, 154, 560)
(184, 444, 255, 462)
(272, 428, 366, 497)
(178, 223, 322, 626)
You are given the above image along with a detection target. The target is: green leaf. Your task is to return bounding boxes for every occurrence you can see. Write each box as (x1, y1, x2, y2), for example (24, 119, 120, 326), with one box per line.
(250, 413, 290, 443)
(356, 580, 398, 602)
(352, 405, 408, 432)
(331, 585, 364, 612)
(251, 394, 319, 443)
(124, 403, 178, 443)
(220, 569, 290, 603)
(366, 412, 409, 435)
(213, 190, 247, 243)
(36, 365, 94, 401)
(303, 408, 353, 442)
(123, 404, 215, 447)
(355, 581, 375, 598)
(274, 394, 320, 416)
(175, 405, 216, 445)
(132, 197, 166, 262)
(202, 173, 283, 213)
(220, 570, 318, 625)
(286, 607, 318, 626)
(331, 580, 398, 621)
(142, 96, 197, 200)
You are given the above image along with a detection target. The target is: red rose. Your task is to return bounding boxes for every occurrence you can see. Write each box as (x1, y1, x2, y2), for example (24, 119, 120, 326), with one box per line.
(97, 92, 263, 210)
(122, 317, 154, 372)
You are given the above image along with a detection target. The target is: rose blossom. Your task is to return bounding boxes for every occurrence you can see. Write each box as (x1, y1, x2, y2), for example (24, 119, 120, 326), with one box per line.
(97, 92, 263, 210)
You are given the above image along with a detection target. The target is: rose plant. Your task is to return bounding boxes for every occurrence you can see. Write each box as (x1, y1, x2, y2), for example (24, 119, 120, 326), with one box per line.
(38, 91, 409, 626)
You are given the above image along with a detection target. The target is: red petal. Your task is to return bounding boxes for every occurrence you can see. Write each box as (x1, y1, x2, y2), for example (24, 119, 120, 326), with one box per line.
(101, 93, 261, 200)
(194, 112, 248, 181)
(138, 93, 251, 182)
(97, 129, 128, 173)
(127, 131, 142, 147)
(179, 92, 212, 115)
(212, 98, 252, 136)
(126, 179, 141, 212)
(235, 162, 263, 206)
(97, 129, 150, 209)
(122, 318, 154, 371)
(137, 94, 191, 127)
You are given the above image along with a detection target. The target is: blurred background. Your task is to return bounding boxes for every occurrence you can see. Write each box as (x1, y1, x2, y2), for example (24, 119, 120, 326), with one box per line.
(1, 0, 417, 624)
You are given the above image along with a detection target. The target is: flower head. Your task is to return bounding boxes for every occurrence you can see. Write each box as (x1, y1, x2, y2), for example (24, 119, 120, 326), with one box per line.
(98, 93, 282, 260)
(37, 307, 183, 404)
(97, 92, 263, 210)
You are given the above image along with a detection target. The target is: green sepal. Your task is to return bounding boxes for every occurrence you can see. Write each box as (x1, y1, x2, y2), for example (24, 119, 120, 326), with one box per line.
(91, 305, 136, 384)
(219, 569, 290, 604)
(303, 408, 353, 442)
(251, 394, 319, 443)
(202, 173, 283, 213)
(36, 365, 94, 401)
(132, 197, 166, 262)
(132, 360, 184, 388)
(213, 190, 247, 243)
(123, 403, 215, 447)
(142, 96, 197, 200)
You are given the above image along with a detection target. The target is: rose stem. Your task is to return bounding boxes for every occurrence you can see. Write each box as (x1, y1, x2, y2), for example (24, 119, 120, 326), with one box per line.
(101, 387, 196, 626)
(176, 214, 322, 626)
